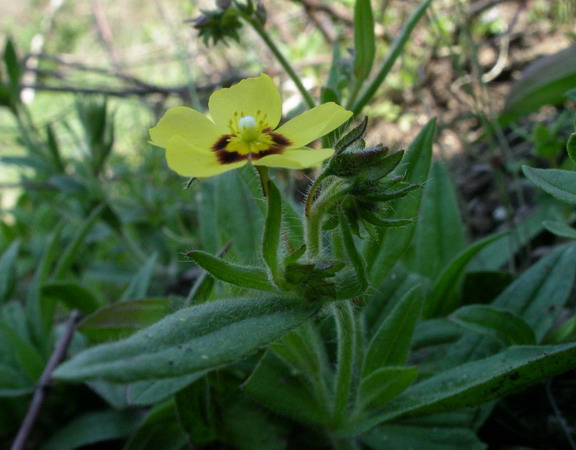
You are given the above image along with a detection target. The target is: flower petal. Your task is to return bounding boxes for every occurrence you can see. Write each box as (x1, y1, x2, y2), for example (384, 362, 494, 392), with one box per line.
(165, 136, 247, 177)
(208, 74, 282, 130)
(253, 148, 335, 169)
(149, 106, 223, 150)
(275, 103, 352, 148)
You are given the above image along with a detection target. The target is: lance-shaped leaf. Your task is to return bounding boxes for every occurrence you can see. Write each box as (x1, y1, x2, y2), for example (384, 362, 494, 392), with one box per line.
(78, 298, 172, 342)
(523, 166, 576, 204)
(353, 0, 375, 83)
(544, 220, 576, 240)
(362, 286, 421, 376)
(262, 180, 283, 286)
(358, 366, 418, 411)
(567, 132, 576, 165)
(423, 231, 506, 319)
(186, 250, 276, 292)
(449, 305, 536, 346)
(53, 296, 315, 383)
(343, 341, 576, 436)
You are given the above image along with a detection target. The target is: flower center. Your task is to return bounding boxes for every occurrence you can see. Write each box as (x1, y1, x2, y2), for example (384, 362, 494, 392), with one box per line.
(238, 116, 259, 141)
(211, 110, 292, 165)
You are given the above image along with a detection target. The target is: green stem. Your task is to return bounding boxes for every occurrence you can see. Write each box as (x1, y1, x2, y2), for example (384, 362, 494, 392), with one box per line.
(332, 301, 356, 427)
(239, 11, 316, 109)
(305, 180, 346, 259)
(305, 172, 326, 217)
(351, 0, 431, 116)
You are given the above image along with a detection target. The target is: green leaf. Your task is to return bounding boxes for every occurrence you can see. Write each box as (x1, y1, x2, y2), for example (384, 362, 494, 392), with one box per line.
(0, 240, 19, 304)
(362, 423, 486, 450)
(3, 38, 22, 95)
(450, 305, 536, 346)
(363, 286, 421, 376)
(41, 410, 142, 450)
(243, 353, 328, 425)
(0, 364, 34, 397)
(262, 180, 282, 286)
(41, 282, 102, 315)
(221, 397, 288, 450)
(345, 341, 576, 436)
(441, 244, 576, 368)
(27, 224, 64, 337)
(358, 366, 418, 411)
(0, 319, 44, 380)
(129, 371, 208, 406)
(544, 220, 576, 239)
(186, 250, 276, 292)
(523, 166, 576, 204)
(364, 119, 435, 283)
(124, 401, 188, 450)
(215, 170, 264, 261)
(567, 132, 576, 165)
(500, 45, 576, 124)
(424, 231, 506, 319)
(54, 296, 315, 383)
(269, 321, 328, 381)
(352, 0, 431, 114)
(120, 253, 158, 301)
(52, 204, 106, 280)
(175, 378, 216, 445)
(353, 0, 376, 82)
(403, 161, 466, 278)
(78, 298, 172, 342)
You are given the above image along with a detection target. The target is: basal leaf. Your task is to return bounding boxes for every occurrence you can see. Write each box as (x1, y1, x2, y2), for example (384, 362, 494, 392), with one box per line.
(344, 341, 576, 436)
(449, 305, 536, 346)
(523, 166, 576, 204)
(78, 298, 172, 342)
(54, 296, 315, 383)
(363, 286, 421, 375)
(358, 366, 418, 411)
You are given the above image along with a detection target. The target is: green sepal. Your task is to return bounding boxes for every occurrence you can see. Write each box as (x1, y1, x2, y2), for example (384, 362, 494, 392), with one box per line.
(334, 116, 368, 155)
(186, 250, 276, 292)
(358, 208, 414, 228)
(284, 260, 345, 300)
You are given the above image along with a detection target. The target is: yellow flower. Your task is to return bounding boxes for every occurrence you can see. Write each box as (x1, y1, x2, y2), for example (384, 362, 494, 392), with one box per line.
(149, 74, 352, 178)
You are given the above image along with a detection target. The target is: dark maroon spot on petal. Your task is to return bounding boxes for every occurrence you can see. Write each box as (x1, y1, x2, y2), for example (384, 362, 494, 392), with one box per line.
(262, 127, 272, 133)
(270, 132, 291, 147)
(212, 134, 232, 152)
(251, 146, 284, 160)
(215, 150, 250, 164)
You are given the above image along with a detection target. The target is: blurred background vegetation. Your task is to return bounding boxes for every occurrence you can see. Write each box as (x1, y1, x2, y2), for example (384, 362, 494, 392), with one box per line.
(1, 0, 576, 448)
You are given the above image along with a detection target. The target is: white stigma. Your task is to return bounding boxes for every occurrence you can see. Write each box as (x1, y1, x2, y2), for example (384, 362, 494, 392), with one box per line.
(238, 116, 258, 141)
(239, 115, 257, 131)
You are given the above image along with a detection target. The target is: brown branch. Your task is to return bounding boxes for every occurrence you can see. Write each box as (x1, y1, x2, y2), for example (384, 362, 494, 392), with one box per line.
(291, 0, 353, 26)
(11, 311, 80, 450)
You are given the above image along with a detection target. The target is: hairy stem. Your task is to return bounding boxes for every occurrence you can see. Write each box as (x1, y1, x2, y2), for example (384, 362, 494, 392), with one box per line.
(239, 11, 316, 109)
